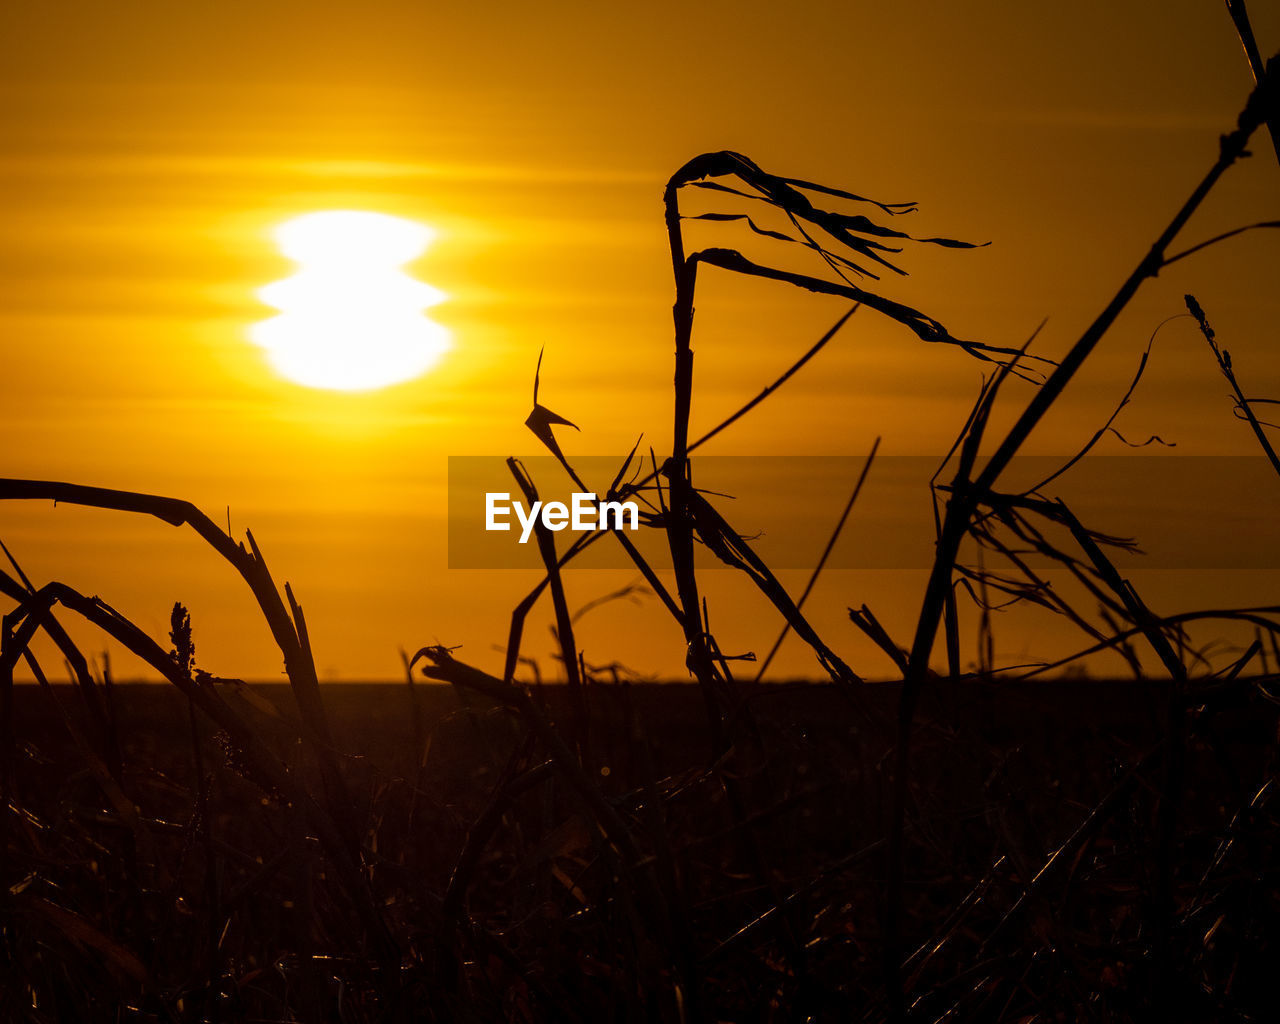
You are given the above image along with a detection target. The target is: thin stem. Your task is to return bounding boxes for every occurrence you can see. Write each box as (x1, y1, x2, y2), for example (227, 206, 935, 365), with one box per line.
(754, 438, 879, 681)
(1187, 293, 1280, 479)
(664, 175, 723, 739)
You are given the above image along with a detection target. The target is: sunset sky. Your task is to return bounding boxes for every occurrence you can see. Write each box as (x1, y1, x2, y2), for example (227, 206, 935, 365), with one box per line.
(2, 2, 1278, 681)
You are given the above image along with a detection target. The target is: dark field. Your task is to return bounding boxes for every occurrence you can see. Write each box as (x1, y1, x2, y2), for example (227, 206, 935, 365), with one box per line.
(4, 677, 1277, 1022)
(8, 90, 1280, 1020)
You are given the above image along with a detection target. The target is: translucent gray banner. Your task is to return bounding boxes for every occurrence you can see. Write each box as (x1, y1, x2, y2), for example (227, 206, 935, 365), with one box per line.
(447, 455, 1280, 570)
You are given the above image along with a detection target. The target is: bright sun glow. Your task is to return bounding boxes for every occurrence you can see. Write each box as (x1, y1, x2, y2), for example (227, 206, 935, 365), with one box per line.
(250, 211, 450, 391)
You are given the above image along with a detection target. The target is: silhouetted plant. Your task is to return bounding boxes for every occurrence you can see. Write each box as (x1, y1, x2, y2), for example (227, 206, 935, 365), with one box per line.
(0, 39, 1278, 1024)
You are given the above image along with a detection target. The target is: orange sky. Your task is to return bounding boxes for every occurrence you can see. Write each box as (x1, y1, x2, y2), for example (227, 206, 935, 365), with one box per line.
(2, 2, 1278, 681)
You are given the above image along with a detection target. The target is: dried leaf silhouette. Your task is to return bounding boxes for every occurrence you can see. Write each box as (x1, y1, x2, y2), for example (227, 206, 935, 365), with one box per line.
(681, 482, 859, 685)
(671, 151, 1052, 376)
(685, 212, 796, 242)
(1107, 427, 1174, 448)
(689, 166, 919, 216)
(525, 347, 579, 467)
(1022, 314, 1177, 495)
(607, 434, 644, 498)
(695, 247, 1043, 373)
(688, 211, 903, 281)
(848, 604, 910, 675)
(674, 150, 985, 279)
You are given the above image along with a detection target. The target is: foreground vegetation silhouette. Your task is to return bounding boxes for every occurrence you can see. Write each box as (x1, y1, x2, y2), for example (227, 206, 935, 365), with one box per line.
(2, 39, 1279, 1024)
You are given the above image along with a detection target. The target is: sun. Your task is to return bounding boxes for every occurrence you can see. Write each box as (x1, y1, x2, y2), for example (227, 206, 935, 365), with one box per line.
(250, 211, 450, 391)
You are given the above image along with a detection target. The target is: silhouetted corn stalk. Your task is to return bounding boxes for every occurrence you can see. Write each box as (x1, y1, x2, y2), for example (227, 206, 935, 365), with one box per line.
(662, 151, 1051, 739)
(0, 479, 358, 850)
(883, 61, 1280, 1019)
(0, 577, 399, 976)
(506, 458, 589, 759)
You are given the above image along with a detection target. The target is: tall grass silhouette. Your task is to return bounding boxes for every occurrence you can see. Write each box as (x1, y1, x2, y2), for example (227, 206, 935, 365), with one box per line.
(1, 41, 1279, 1024)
